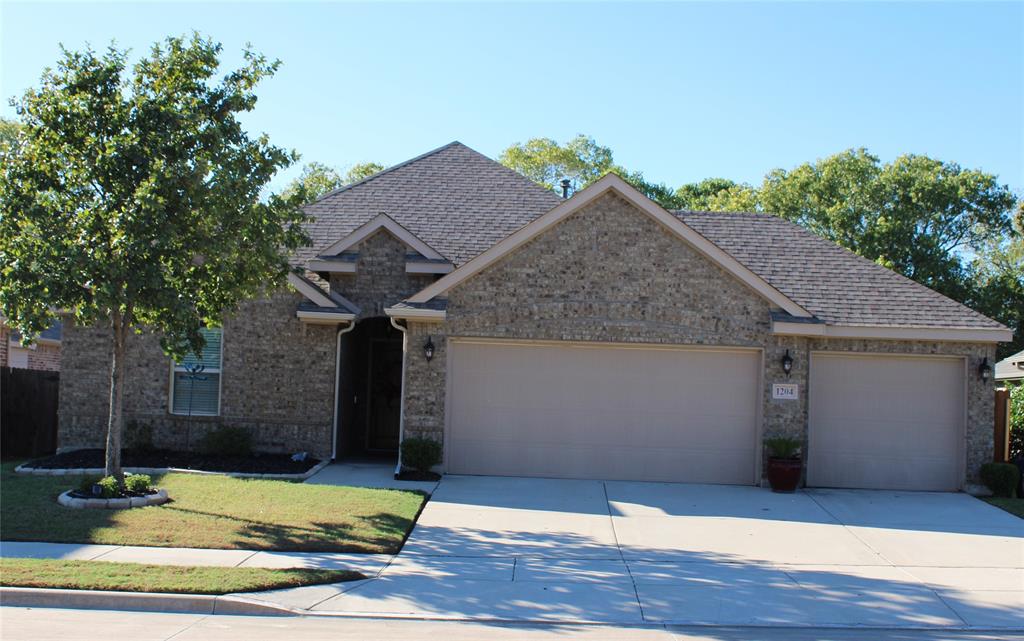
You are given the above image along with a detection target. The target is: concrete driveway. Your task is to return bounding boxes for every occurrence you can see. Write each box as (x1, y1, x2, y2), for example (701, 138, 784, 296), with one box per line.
(253, 476, 1024, 629)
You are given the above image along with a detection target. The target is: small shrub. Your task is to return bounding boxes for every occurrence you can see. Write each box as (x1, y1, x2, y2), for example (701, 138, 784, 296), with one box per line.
(980, 462, 1020, 498)
(401, 437, 442, 473)
(765, 436, 801, 459)
(199, 424, 252, 458)
(93, 476, 121, 498)
(124, 474, 152, 494)
(77, 476, 102, 495)
(1009, 383, 1023, 461)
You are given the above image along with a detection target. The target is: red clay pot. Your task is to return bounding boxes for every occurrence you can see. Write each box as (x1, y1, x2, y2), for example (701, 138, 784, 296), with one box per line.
(767, 457, 802, 493)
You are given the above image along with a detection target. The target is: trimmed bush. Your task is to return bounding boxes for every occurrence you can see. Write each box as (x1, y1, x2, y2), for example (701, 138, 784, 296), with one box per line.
(401, 437, 442, 473)
(199, 425, 252, 458)
(93, 476, 120, 499)
(765, 436, 801, 459)
(1010, 383, 1023, 461)
(980, 462, 1020, 498)
(124, 474, 152, 494)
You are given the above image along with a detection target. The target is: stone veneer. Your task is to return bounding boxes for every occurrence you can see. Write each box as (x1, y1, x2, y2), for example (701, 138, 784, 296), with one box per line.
(58, 290, 336, 458)
(400, 192, 996, 484)
(329, 229, 435, 318)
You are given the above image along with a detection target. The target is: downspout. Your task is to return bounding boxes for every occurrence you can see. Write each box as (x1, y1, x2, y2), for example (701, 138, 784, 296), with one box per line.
(331, 320, 357, 460)
(389, 316, 408, 477)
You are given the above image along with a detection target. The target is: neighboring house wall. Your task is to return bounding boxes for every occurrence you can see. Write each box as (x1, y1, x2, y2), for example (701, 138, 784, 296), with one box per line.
(57, 291, 336, 457)
(401, 192, 995, 483)
(329, 230, 435, 319)
(1, 324, 61, 372)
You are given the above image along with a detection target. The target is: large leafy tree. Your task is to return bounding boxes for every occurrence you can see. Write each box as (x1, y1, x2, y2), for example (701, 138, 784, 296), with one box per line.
(0, 35, 309, 480)
(283, 160, 385, 202)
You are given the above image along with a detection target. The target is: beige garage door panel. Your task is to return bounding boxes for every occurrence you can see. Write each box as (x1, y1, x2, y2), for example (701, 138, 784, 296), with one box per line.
(808, 353, 964, 491)
(447, 340, 760, 484)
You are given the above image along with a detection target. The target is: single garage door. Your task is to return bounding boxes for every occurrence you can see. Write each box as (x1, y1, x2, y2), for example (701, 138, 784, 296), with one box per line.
(808, 353, 964, 491)
(446, 340, 760, 484)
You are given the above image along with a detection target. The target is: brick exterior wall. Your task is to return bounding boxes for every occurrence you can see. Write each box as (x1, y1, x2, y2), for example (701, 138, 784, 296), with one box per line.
(329, 230, 435, 319)
(401, 192, 996, 485)
(57, 290, 336, 458)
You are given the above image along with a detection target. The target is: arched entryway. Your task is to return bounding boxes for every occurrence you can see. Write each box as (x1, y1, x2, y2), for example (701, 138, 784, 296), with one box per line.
(335, 316, 404, 460)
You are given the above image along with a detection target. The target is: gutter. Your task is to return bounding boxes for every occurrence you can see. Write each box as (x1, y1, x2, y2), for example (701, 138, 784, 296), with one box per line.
(331, 321, 357, 461)
(389, 316, 409, 477)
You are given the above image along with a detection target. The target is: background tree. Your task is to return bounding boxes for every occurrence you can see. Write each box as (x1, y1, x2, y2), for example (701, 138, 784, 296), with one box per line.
(0, 117, 22, 152)
(283, 160, 384, 202)
(0, 35, 309, 481)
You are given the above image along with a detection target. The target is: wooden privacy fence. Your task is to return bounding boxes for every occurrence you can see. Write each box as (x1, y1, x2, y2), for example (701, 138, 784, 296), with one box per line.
(1, 366, 59, 458)
(994, 388, 1010, 462)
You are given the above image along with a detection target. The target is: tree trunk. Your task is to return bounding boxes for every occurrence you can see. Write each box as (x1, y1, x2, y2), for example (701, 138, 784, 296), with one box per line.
(104, 312, 127, 483)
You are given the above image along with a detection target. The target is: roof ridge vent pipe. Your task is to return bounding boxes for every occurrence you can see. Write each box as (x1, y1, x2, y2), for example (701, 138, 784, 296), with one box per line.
(560, 178, 572, 199)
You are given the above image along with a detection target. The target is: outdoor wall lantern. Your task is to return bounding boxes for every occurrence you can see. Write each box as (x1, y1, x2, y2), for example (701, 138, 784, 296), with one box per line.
(781, 349, 793, 377)
(423, 336, 435, 362)
(979, 357, 991, 381)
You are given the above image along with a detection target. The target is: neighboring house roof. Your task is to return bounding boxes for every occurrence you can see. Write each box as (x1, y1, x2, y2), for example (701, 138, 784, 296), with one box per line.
(6, 319, 62, 345)
(676, 211, 1006, 330)
(298, 141, 562, 267)
(996, 350, 1024, 381)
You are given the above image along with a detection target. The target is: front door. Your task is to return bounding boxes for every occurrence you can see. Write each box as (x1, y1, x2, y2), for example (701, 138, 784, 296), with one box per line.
(365, 338, 403, 451)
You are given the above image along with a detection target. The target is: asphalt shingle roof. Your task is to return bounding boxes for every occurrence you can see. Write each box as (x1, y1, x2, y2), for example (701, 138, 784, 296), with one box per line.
(676, 211, 1005, 329)
(294, 142, 1004, 331)
(298, 141, 562, 267)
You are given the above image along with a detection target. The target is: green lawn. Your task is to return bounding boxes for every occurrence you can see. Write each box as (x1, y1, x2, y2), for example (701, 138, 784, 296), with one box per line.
(0, 558, 362, 594)
(0, 462, 426, 552)
(984, 497, 1024, 518)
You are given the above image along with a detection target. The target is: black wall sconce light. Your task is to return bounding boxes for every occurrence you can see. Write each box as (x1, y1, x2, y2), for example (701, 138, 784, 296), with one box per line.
(978, 357, 991, 382)
(423, 336, 435, 362)
(781, 349, 793, 377)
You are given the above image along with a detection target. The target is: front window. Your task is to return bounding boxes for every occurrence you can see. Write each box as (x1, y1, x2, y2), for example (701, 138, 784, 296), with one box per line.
(169, 327, 222, 416)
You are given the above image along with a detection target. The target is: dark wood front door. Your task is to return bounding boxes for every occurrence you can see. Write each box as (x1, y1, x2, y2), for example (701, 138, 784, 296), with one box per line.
(365, 338, 403, 451)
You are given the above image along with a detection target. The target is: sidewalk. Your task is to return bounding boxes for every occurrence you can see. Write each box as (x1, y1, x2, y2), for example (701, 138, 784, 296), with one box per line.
(0, 541, 392, 576)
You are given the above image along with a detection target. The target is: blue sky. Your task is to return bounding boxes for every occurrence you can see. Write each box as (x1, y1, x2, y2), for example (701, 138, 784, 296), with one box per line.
(2, 1, 1022, 195)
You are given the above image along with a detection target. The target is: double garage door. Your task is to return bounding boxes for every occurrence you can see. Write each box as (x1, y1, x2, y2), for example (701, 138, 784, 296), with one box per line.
(446, 340, 760, 484)
(445, 340, 965, 490)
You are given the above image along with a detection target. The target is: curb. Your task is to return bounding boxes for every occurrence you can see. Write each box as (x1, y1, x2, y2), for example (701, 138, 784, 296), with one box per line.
(0, 586, 300, 616)
(14, 458, 330, 482)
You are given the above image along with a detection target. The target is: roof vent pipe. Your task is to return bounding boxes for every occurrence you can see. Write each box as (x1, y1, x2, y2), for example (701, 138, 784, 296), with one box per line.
(560, 178, 572, 199)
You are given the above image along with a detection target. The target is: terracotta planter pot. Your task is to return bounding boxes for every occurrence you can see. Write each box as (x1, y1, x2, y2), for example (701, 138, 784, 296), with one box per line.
(767, 457, 802, 493)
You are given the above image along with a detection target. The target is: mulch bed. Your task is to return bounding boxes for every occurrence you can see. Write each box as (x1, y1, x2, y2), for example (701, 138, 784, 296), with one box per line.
(395, 470, 441, 482)
(24, 449, 321, 475)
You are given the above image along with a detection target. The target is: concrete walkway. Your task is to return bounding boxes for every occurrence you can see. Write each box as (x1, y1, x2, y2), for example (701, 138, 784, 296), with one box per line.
(0, 541, 393, 575)
(5, 607, 1023, 641)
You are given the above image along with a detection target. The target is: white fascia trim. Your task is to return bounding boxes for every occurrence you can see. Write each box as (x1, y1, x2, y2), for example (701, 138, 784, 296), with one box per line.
(318, 213, 446, 261)
(773, 320, 1012, 343)
(307, 259, 357, 273)
(406, 262, 454, 274)
(407, 174, 812, 318)
(287, 273, 336, 308)
(296, 310, 357, 323)
(383, 306, 447, 322)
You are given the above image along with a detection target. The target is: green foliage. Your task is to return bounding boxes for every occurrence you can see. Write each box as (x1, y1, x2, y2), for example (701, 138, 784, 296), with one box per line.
(199, 424, 253, 458)
(283, 161, 385, 204)
(77, 476, 102, 495)
(0, 34, 309, 478)
(0, 117, 22, 152)
(401, 437, 442, 473)
(94, 476, 121, 498)
(123, 474, 152, 494)
(980, 462, 1020, 498)
(1010, 384, 1024, 460)
(765, 436, 801, 459)
(673, 178, 743, 211)
(500, 134, 614, 193)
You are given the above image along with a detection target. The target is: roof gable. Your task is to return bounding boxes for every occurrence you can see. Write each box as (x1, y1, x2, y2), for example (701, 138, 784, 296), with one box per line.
(407, 174, 812, 318)
(317, 213, 445, 260)
(297, 142, 562, 267)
